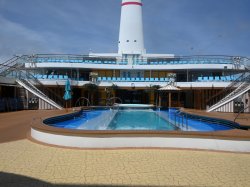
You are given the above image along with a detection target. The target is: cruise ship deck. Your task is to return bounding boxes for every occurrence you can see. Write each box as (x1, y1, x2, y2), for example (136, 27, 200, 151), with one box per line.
(0, 0, 250, 186)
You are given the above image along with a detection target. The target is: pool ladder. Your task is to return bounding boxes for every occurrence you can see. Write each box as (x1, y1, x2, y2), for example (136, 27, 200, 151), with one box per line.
(106, 97, 122, 106)
(174, 111, 189, 130)
(74, 97, 91, 110)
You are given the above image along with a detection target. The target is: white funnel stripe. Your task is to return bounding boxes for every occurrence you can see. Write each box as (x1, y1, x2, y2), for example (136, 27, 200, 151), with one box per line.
(118, 0, 145, 54)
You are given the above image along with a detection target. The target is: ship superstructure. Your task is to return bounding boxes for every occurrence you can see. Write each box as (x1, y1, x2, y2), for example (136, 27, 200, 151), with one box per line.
(0, 0, 249, 113)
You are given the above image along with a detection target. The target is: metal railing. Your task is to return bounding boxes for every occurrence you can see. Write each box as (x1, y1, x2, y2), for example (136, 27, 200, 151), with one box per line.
(206, 72, 250, 108)
(0, 62, 65, 109)
(23, 54, 249, 66)
(173, 110, 242, 130)
(234, 105, 250, 123)
(75, 97, 91, 107)
(0, 55, 30, 76)
(173, 110, 189, 130)
(16, 71, 64, 108)
(106, 97, 123, 106)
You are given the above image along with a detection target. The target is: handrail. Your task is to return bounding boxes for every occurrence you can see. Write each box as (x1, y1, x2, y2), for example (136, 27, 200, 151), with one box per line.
(207, 84, 250, 112)
(18, 71, 64, 107)
(234, 105, 250, 123)
(111, 102, 120, 113)
(33, 54, 248, 61)
(208, 72, 245, 100)
(75, 97, 91, 107)
(206, 72, 250, 107)
(16, 79, 63, 109)
(27, 54, 249, 67)
(0, 62, 65, 108)
(0, 56, 25, 75)
(106, 97, 123, 106)
(173, 110, 188, 130)
(0, 55, 25, 65)
(174, 110, 241, 129)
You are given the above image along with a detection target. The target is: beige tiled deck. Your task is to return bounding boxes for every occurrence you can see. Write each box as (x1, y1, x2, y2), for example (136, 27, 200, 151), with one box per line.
(0, 110, 250, 186)
(0, 139, 250, 186)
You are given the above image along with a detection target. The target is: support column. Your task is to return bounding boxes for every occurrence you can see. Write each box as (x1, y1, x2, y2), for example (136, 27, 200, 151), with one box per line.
(77, 69, 79, 81)
(169, 92, 171, 108)
(178, 92, 180, 107)
(159, 94, 161, 107)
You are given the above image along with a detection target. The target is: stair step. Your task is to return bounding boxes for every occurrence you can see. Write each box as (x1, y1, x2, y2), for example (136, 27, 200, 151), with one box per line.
(16, 79, 63, 110)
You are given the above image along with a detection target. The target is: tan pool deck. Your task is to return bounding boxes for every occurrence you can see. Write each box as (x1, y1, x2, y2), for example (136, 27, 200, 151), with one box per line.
(0, 109, 250, 186)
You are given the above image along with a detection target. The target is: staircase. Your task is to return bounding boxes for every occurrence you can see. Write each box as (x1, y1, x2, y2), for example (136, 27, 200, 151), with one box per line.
(207, 72, 250, 112)
(16, 79, 63, 110)
(0, 57, 64, 110)
(0, 55, 27, 76)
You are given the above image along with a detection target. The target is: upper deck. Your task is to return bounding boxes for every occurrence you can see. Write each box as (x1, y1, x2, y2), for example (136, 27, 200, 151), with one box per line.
(25, 54, 246, 71)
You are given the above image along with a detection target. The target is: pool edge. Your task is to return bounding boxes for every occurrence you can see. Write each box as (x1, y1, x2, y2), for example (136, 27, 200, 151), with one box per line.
(30, 128, 250, 152)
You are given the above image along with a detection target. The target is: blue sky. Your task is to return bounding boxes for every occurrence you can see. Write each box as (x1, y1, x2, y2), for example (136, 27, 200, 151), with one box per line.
(0, 0, 250, 61)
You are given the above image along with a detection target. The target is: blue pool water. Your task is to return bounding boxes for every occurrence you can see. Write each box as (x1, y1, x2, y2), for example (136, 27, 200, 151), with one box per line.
(54, 110, 105, 129)
(108, 110, 177, 130)
(45, 108, 239, 132)
(165, 109, 233, 131)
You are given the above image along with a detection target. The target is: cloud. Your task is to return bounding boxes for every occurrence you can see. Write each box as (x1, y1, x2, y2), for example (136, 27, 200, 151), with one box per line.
(0, 0, 249, 64)
(0, 0, 121, 62)
(0, 16, 42, 61)
(144, 0, 250, 57)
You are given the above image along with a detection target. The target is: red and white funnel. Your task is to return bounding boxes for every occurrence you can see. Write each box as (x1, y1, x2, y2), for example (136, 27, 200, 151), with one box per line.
(118, 0, 145, 55)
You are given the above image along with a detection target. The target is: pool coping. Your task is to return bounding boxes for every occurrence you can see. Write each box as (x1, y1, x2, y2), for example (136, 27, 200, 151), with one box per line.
(31, 124, 250, 140)
(31, 109, 250, 140)
(30, 109, 250, 151)
(181, 108, 250, 129)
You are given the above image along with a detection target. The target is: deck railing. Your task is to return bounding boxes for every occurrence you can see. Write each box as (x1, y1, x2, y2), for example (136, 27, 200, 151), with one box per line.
(24, 54, 248, 66)
(0, 62, 65, 109)
(206, 71, 250, 108)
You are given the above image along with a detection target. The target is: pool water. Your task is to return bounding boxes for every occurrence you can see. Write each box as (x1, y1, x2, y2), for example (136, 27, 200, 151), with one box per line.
(54, 110, 105, 129)
(47, 108, 239, 132)
(165, 110, 233, 131)
(108, 110, 177, 130)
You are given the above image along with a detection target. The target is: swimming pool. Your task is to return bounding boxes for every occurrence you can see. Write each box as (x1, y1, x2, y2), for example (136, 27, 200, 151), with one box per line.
(32, 107, 250, 151)
(43, 108, 240, 132)
(108, 110, 177, 130)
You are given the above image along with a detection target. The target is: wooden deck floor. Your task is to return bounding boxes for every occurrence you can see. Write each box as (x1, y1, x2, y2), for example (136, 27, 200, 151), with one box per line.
(182, 108, 250, 127)
(0, 110, 67, 143)
(0, 109, 249, 144)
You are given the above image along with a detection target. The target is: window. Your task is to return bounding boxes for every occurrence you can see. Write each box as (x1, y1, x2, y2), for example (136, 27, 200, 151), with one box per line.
(134, 40, 137, 42)
(128, 72, 131, 78)
(137, 72, 141, 78)
(126, 40, 129, 42)
(123, 72, 126, 78)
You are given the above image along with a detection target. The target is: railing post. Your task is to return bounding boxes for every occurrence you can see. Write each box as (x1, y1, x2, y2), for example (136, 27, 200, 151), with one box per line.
(186, 113, 188, 130)
(182, 114, 184, 127)
(174, 112, 176, 127)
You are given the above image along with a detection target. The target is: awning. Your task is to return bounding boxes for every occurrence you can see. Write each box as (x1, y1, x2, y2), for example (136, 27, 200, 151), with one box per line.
(158, 84, 181, 91)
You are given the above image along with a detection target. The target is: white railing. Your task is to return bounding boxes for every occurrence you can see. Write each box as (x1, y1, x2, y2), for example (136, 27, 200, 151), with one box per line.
(16, 79, 63, 110)
(207, 82, 250, 112)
